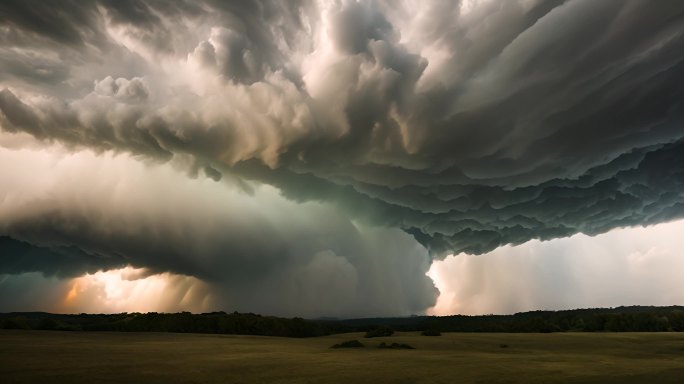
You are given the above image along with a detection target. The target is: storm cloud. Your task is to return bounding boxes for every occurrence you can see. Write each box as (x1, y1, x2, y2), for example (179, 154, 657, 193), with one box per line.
(0, 146, 435, 316)
(1, 0, 684, 316)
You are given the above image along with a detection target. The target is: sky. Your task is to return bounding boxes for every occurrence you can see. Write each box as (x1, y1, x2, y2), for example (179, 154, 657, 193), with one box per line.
(1, 0, 684, 318)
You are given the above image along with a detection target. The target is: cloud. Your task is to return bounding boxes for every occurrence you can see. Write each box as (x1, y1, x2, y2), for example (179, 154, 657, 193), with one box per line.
(0, 145, 435, 317)
(0, 268, 212, 314)
(429, 218, 684, 315)
(93, 76, 149, 102)
(1, 0, 684, 315)
(0, 236, 128, 279)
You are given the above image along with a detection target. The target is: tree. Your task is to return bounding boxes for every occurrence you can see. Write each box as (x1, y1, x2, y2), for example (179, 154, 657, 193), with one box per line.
(365, 326, 394, 338)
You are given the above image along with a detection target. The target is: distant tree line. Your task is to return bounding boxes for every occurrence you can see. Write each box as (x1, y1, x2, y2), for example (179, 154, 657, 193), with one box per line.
(2, 306, 684, 337)
(0, 311, 333, 337)
(343, 306, 684, 333)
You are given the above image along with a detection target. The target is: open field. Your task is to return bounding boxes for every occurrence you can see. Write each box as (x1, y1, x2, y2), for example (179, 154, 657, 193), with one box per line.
(1, 330, 684, 383)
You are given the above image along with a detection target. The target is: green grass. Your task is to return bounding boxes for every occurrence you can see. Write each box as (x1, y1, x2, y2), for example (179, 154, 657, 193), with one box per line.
(1, 330, 684, 383)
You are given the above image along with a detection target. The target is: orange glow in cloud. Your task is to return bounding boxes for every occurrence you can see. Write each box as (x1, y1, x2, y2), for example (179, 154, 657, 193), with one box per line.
(64, 281, 80, 304)
(62, 267, 213, 313)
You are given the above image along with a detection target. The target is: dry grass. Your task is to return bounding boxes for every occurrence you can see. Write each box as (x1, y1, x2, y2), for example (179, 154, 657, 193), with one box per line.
(2, 330, 684, 383)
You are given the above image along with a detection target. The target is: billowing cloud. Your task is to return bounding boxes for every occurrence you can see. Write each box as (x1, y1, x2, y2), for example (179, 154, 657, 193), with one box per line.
(1, 0, 684, 316)
(0, 145, 435, 317)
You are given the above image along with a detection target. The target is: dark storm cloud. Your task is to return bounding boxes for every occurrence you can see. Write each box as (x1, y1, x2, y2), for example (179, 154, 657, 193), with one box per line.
(0, 0, 102, 46)
(0, 152, 436, 316)
(2, 0, 684, 314)
(0, 236, 127, 278)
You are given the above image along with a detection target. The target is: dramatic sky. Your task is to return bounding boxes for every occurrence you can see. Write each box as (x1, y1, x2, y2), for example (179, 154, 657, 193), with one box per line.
(2, 0, 684, 317)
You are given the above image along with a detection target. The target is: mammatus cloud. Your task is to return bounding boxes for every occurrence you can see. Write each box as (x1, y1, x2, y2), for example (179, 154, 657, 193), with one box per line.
(1, 0, 684, 315)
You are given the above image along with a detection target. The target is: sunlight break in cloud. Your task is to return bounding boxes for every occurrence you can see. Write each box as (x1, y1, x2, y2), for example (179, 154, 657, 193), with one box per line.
(63, 267, 212, 314)
(429, 219, 684, 315)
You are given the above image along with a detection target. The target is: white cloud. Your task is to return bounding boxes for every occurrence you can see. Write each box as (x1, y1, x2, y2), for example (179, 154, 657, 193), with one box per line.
(429, 219, 684, 315)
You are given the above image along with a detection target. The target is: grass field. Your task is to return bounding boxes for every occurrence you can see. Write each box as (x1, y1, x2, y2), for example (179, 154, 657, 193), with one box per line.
(2, 330, 684, 383)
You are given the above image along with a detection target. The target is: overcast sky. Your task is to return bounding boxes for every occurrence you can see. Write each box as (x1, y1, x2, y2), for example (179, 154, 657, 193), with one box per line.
(2, 0, 684, 317)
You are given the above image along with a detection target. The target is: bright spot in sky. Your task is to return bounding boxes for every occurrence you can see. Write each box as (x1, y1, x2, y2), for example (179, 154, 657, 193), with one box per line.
(428, 219, 684, 316)
(62, 267, 212, 313)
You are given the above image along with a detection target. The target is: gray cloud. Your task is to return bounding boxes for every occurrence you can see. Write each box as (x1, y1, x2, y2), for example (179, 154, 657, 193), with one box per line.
(0, 236, 128, 279)
(1, 0, 684, 314)
(0, 0, 103, 46)
(0, 148, 435, 316)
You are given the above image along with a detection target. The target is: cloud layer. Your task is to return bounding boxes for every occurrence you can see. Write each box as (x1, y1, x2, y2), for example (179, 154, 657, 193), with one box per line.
(1, 0, 684, 315)
(0, 145, 435, 316)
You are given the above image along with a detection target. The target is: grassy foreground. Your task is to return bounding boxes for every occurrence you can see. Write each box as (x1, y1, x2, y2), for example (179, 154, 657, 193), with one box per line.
(1, 330, 684, 383)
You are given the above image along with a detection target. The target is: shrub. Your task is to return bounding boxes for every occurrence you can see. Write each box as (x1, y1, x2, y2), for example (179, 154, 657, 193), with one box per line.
(364, 326, 394, 338)
(331, 340, 365, 348)
(378, 342, 415, 350)
(2, 316, 30, 329)
(37, 318, 58, 330)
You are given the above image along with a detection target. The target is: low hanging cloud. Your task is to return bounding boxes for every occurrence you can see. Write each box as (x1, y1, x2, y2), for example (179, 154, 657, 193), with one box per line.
(0, 146, 435, 317)
(1, 0, 684, 315)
